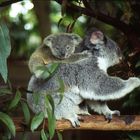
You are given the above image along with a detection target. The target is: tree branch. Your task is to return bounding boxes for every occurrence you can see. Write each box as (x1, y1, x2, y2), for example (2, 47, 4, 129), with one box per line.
(9, 115, 140, 131)
(55, 0, 140, 50)
(0, 0, 23, 7)
(74, 3, 140, 35)
(82, 0, 92, 10)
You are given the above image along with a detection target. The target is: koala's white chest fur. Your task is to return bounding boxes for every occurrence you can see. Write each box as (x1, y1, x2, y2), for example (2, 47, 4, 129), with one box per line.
(97, 57, 109, 72)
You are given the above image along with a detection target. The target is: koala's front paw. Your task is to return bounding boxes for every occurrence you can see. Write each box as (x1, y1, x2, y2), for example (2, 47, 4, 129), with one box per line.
(105, 110, 120, 123)
(129, 77, 140, 87)
(68, 115, 82, 127)
(82, 50, 92, 57)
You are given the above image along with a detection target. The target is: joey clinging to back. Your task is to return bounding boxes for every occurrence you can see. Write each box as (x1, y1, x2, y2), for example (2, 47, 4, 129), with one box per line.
(28, 33, 91, 78)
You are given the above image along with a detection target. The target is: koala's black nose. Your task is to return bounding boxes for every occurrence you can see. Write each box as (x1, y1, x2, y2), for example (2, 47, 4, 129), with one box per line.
(60, 52, 65, 57)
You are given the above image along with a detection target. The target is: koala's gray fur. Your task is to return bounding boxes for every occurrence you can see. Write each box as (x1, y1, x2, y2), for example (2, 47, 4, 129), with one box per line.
(43, 33, 82, 59)
(27, 28, 140, 127)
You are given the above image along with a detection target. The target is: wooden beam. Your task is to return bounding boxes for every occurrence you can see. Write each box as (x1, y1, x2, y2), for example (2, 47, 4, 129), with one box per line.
(13, 115, 140, 132)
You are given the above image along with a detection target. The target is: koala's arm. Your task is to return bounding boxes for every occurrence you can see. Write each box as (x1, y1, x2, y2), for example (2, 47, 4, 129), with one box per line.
(80, 73, 140, 101)
(53, 51, 92, 64)
(28, 45, 56, 78)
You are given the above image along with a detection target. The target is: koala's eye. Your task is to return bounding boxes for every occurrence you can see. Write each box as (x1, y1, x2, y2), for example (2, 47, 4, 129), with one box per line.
(66, 45, 71, 50)
(47, 37, 52, 41)
(72, 36, 78, 40)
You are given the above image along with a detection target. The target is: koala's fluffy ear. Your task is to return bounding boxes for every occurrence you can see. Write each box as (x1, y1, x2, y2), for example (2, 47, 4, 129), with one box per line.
(71, 33, 82, 47)
(43, 35, 55, 47)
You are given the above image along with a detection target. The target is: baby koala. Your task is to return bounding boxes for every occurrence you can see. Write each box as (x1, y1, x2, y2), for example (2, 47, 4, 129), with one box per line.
(29, 33, 91, 78)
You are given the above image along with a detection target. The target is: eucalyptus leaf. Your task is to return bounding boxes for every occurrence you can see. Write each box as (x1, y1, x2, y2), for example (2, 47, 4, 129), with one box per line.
(0, 112, 16, 136)
(8, 89, 21, 110)
(30, 112, 44, 132)
(33, 92, 40, 105)
(0, 87, 12, 96)
(37, 63, 59, 79)
(21, 101, 30, 125)
(48, 63, 59, 74)
(46, 95, 55, 114)
(57, 77, 65, 104)
(45, 96, 56, 139)
(127, 132, 140, 140)
(57, 131, 63, 140)
(41, 129, 48, 140)
(0, 22, 11, 83)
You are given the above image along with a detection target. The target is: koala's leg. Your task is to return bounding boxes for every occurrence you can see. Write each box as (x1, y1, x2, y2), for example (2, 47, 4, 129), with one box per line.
(65, 87, 90, 116)
(86, 100, 120, 121)
(54, 95, 82, 127)
(81, 77, 140, 101)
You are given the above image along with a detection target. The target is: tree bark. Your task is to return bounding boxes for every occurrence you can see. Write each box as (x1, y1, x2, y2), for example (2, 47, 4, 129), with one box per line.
(32, 0, 51, 39)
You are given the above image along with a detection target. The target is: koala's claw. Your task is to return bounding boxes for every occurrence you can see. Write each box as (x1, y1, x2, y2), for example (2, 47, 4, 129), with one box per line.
(69, 117, 80, 128)
(105, 114, 112, 123)
(69, 115, 85, 127)
(71, 119, 80, 128)
(104, 110, 120, 123)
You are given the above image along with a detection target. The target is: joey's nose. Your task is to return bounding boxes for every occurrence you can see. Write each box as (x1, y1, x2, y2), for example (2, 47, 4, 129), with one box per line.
(60, 52, 65, 57)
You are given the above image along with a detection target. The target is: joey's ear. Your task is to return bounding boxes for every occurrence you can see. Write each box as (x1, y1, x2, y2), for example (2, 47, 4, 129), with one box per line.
(43, 35, 55, 47)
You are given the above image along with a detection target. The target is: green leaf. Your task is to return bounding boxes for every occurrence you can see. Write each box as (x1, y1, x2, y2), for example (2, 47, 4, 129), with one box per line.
(7, 79, 12, 91)
(58, 18, 63, 28)
(0, 22, 11, 83)
(8, 89, 21, 110)
(45, 96, 56, 139)
(57, 131, 63, 140)
(46, 95, 55, 114)
(127, 132, 140, 140)
(37, 63, 59, 79)
(30, 112, 44, 132)
(0, 112, 16, 136)
(48, 63, 59, 73)
(41, 129, 48, 140)
(21, 101, 30, 125)
(32, 92, 40, 105)
(0, 87, 12, 96)
(57, 77, 65, 104)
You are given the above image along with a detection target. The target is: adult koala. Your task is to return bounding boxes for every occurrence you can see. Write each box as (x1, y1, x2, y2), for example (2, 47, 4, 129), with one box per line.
(27, 28, 140, 127)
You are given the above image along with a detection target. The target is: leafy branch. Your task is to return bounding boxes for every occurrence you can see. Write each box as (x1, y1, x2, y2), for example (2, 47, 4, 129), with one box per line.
(0, 0, 23, 7)
(55, 0, 140, 50)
